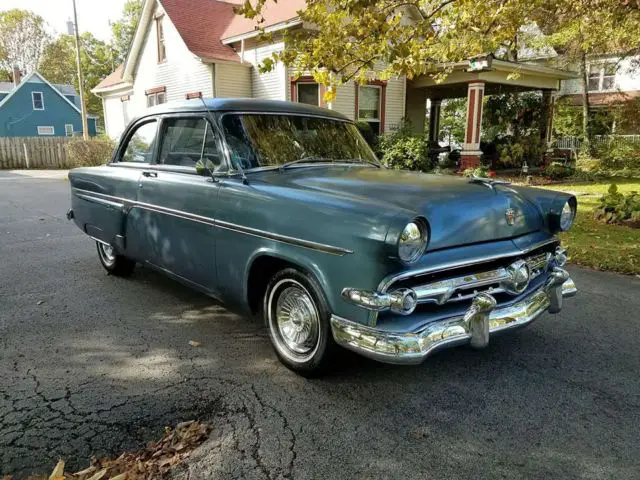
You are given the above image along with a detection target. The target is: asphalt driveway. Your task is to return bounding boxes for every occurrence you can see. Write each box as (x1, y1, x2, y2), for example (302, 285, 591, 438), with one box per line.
(1, 172, 639, 479)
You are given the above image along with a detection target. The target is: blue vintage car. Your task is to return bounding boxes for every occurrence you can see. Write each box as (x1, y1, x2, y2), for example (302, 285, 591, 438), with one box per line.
(67, 99, 577, 375)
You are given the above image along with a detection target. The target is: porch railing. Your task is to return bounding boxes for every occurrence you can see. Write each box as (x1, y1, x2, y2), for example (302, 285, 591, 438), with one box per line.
(554, 135, 640, 150)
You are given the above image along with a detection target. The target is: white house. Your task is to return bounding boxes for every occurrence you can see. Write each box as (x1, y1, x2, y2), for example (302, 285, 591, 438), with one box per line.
(92, 0, 406, 139)
(93, 0, 575, 169)
(558, 55, 640, 104)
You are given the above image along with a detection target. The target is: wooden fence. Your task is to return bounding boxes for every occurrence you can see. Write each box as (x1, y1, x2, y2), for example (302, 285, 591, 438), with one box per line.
(0, 137, 73, 169)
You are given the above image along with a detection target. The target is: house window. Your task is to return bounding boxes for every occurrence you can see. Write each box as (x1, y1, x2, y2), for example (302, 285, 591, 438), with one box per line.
(588, 63, 617, 92)
(146, 87, 167, 107)
(32, 92, 44, 110)
(290, 76, 323, 106)
(37, 126, 54, 135)
(156, 15, 166, 63)
(297, 83, 320, 106)
(358, 85, 383, 135)
(602, 63, 616, 90)
(64, 124, 74, 136)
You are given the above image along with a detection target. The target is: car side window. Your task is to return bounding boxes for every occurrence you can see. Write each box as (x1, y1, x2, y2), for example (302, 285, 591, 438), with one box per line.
(157, 117, 222, 169)
(120, 120, 158, 163)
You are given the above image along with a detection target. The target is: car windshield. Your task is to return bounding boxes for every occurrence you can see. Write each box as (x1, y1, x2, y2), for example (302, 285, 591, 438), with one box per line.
(221, 113, 379, 170)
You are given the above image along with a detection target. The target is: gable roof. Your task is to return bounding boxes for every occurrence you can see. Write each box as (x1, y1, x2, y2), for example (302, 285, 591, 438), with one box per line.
(0, 71, 83, 114)
(0, 81, 15, 93)
(0, 79, 77, 96)
(96, 0, 307, 94)
(93, 64, 126, 91)
(221, 0, 306, 42)
(159, 0, 241, 62)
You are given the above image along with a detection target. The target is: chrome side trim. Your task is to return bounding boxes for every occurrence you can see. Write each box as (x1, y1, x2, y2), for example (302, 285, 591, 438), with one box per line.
(331, 272, 576, 365)
(75, 192, 125, 210)
(72, 188, 352, 256)
(377, 237, 560, 293)
(214, 219, 353, 255)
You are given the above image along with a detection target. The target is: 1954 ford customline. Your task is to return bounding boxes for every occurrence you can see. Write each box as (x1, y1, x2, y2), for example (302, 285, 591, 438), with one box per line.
(67, 99, 577, 375)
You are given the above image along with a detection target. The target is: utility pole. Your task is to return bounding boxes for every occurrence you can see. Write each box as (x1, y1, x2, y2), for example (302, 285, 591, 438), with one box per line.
(72, 0, 89, 140)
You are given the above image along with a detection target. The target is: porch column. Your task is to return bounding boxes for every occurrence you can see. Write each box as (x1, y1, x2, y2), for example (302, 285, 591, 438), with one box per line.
(405, 85, 427, 134)
(540, 89, 555, 149)
(428, 98, 442, 144)
(460, 81, 485, 170)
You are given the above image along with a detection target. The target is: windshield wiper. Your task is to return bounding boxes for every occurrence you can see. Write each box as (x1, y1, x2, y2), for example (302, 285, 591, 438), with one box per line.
(279, 156, 380, 172)
(279, 156, 335, 172)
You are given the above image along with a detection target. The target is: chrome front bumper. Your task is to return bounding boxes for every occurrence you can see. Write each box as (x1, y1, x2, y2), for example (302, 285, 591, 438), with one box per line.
(331, 268, 577, 365)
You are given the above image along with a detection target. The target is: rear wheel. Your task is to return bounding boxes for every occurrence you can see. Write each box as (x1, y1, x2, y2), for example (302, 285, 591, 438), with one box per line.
(264, 268, 335, 376)
(96, 242, 135, 277)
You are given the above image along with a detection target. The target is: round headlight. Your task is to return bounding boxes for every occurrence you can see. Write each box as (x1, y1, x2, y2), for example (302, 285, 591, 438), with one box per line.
(398, 220, 428, 264)
(560, 200, 576, 231)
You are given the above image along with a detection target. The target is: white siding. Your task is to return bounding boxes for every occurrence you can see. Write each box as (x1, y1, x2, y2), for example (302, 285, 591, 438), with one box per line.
(558, 56, 640, 95)
(332, 82, 356, 120)
(129, 3, 214, 117)
(103, 94, 128, 139)
(384, 76, 406, 132)
(246, 42, 287, 100)
(215, 63, 252, 98)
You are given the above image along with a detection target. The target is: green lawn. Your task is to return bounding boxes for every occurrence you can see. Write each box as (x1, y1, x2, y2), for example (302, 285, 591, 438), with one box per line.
(533, 178, 640, 275)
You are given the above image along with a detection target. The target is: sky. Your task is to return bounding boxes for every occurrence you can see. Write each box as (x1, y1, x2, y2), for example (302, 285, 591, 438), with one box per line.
(2, 0, 129, 42)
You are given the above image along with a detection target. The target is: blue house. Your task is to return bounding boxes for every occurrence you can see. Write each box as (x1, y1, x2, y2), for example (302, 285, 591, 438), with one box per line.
(0, 71, 97, 137)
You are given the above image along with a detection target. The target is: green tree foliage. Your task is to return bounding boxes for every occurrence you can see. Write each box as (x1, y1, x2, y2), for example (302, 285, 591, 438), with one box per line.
(438, 98, 466, 146)
(39, 33, 117, 120)
(238, 0, 555, 100)
(110, 0, 144, 63)
(0, 9, 50, 74)
(482, 92, 542, 140)
(534, 1, 640, 147)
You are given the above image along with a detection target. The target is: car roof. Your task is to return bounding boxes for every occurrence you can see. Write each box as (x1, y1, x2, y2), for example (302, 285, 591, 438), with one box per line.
(138, 98, 351, 122)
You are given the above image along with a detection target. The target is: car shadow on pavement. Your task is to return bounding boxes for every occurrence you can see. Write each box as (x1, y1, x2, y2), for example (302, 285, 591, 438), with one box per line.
(3, 264, 638, 480)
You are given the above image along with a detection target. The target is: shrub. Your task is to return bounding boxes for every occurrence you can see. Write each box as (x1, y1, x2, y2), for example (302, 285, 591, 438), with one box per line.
(65, 137, 116, 168)
(594, 138, 640, 171)
(462, 165, 489, 178)
(543, 161, 574, 179)
(355, 121, 378, 150)
(377, 125, 430, 171)
(593, 183, 640, 226)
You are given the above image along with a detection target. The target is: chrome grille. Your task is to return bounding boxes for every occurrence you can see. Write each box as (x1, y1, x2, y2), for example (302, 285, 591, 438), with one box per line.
(411, 251, 552, 306)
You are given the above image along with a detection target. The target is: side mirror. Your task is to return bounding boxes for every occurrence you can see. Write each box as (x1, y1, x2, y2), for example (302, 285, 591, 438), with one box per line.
(195, 158, 217, 177)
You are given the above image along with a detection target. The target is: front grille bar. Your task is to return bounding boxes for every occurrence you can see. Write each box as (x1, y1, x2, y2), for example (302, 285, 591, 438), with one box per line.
(412, 252, 552, 305)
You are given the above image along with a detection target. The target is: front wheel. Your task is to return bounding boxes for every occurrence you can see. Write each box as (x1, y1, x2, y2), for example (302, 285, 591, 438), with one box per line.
(264, 268, 335, 376)
(96, 242, 136, 277)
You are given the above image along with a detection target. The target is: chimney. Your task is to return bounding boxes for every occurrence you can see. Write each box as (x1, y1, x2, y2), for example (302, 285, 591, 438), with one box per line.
(12, 66, 22, 87)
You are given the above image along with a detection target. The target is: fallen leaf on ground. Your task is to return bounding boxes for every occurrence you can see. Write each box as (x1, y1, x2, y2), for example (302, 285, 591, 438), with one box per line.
(48, 460, 64, 480)
(6, 422, 210, 480)
(188, 341, 201, 347)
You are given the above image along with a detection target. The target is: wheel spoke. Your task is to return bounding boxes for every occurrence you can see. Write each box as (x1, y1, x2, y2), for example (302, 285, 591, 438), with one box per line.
(272, 283, 320, 356)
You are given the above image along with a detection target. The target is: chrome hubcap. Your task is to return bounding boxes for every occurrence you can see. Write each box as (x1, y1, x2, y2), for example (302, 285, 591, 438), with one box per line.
(273, 283, 320, 355)
(98, 243, 115, 265)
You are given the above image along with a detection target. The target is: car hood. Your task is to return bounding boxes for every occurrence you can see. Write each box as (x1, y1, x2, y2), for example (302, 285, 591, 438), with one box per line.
(256, 166, 546, 251)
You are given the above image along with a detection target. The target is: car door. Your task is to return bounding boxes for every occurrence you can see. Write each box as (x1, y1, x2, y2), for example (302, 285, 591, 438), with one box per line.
(96, 117, 159, 257)
(128, 114, 224, 294)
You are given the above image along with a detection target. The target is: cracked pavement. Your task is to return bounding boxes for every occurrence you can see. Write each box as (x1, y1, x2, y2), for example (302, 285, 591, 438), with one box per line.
(1, 172, 639, 479)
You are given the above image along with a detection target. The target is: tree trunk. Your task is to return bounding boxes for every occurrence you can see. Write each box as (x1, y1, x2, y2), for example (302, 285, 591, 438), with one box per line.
(579, 51, 592, 153)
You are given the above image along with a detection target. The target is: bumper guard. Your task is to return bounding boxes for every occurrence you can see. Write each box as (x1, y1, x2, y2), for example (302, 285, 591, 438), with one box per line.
(331, 268, 576, 365)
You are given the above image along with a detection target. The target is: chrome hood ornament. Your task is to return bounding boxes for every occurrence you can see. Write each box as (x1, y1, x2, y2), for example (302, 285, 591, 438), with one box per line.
(505, 207, 521, 226)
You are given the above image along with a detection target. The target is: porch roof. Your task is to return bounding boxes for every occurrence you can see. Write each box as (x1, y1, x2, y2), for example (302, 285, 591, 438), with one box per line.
(410, 57, 576, 99)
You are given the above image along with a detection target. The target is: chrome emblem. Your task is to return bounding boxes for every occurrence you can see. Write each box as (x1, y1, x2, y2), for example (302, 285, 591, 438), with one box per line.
(504, 260, 531, 294)
(505, 208, 520, 226)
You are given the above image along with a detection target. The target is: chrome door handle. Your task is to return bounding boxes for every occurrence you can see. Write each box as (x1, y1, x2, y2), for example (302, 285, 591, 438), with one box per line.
(142, 171, 158, 178)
